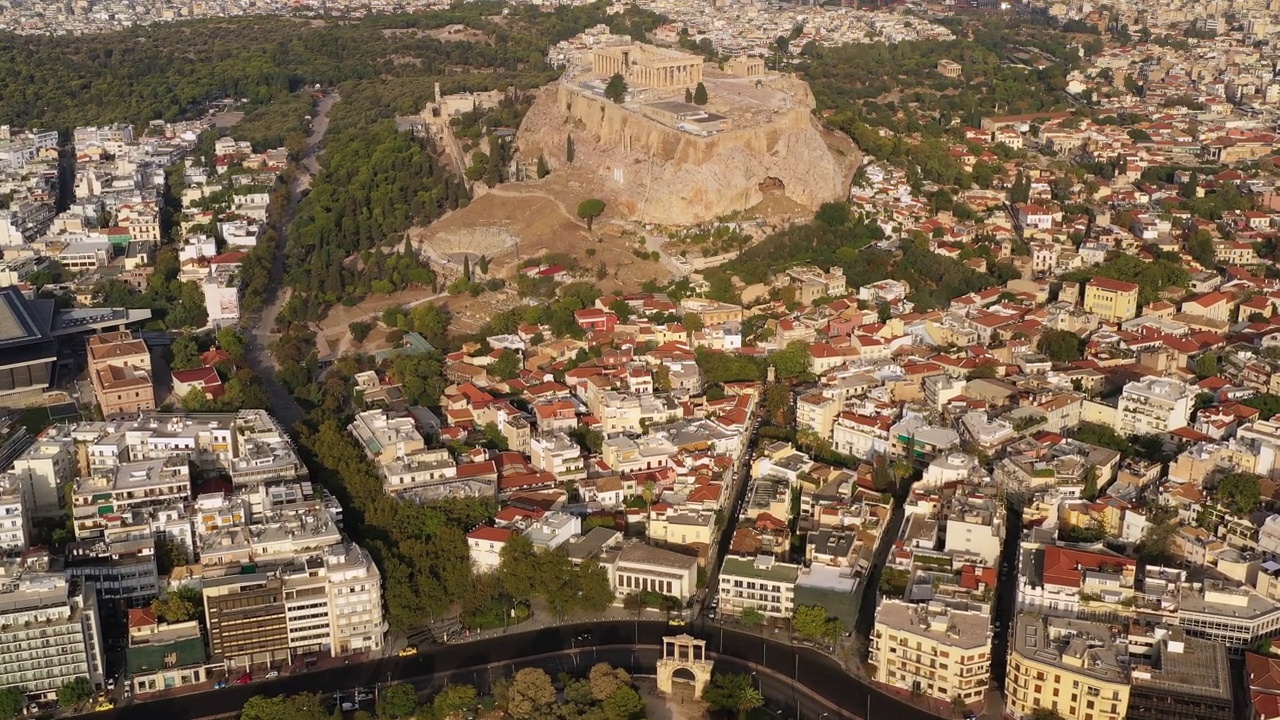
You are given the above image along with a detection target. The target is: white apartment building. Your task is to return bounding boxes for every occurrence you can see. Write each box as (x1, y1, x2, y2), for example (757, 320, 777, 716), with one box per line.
(523, 512, 582, 552)
(921, 452, 981, 489)
(349, 409, 427, 466)
(529, 432, 586, 482)
(71, 457, 191, 540)
(0, 555, 105, 700)
(0, 475, 28, 553)
(8, 430, 76, 517)
(1116, 377, 1193, 436)
(832, 413, 894, 459)
(201, 273, 240, 327)
(718, 555, 799, 618)
(281, 543, 386, 657)
(870, 599, 992, 704)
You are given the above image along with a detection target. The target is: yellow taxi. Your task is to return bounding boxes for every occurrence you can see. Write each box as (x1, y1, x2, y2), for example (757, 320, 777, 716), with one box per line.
(398, 646, 419, 657)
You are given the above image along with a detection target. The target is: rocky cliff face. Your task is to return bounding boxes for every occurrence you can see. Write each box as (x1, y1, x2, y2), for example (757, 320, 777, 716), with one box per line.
(516, 78, 858, 226)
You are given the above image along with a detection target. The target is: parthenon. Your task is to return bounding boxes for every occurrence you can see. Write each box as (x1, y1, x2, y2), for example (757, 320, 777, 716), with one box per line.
(590, 42, 704, 90)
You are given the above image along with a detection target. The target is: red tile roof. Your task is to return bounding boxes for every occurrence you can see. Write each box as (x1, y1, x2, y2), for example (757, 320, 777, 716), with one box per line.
(467, 526, 514, 543)
(1041, 545, 1134, 589)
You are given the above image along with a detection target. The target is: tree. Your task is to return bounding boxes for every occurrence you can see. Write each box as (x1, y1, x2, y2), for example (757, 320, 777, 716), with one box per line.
(431, 684, 477, 719)
(151, 585, 201, 623)
(379, 683, 420, 719)
(1029, 710, 1066, 720)
(703, 674, 764, 720)
(431, 684, 477, 720)
(693, 82, 708, 106)
(682, 312, 703, 331)
(408, 302, 450, 347)
(814, 201, 850, 228)
(170, 332, 201, 370)
(0, 687, 24, 720)
(741, 606, 766, 627)
(793, 604, 840, 641)
(577, 199, 606, 231)
(566, 134, 575, 164)
(771, 340, 811, 380)
(604, 73, 628, 103)
(57, 677, 93, 707)
(589, 663, 631, 701)
(1187, 229, 1215, 268)
(1195, 352, 1219, 379)
(951, 696, 968, 718)
(602, 687, 644, 720)
(348, 320, 373, 343)
(506, 668, 556, 720)
(491, 349, 522, 381)
(215, 327, 248, 364)
(1037, 329, 1084, 363)
(1081, 465, 1099, 501)
(1216, 472, 1263, 515)
(536, 154, 549, 179)
(685, 87, 694, 103)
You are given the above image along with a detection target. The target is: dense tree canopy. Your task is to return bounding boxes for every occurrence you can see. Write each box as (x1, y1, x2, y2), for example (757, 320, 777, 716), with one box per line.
(0, 1, 662, 133)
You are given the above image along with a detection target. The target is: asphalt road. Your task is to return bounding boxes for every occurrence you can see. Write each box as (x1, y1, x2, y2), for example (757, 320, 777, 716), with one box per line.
(102, 621, 944, 720)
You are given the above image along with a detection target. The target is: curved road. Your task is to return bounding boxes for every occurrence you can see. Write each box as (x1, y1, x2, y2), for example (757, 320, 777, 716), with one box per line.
(102, 620, 940, 720)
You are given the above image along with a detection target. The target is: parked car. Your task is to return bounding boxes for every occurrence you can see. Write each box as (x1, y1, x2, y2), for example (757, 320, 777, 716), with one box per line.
(235, 673, 252, 685)
(265, 671, 279, 679)
(94, 701, 115, 712)
(398, 646, 419, 657)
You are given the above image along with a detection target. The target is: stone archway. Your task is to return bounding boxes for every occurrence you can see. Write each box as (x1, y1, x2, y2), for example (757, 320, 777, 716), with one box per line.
(656, 634, 713, 698)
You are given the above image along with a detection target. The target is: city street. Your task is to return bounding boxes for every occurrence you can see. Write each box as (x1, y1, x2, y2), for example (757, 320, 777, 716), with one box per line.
(101, 620, 947, 720)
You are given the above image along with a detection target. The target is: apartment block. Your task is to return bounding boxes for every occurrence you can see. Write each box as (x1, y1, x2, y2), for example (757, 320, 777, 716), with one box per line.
(718, 555, 799, 618)
(0, 554, 105, 701)
(529, 432, 586, 482)
(86, 331, 155, 419)
(64, 538, 160, 641)
(126, 610, 208, 696)
(870, 599, 991, 704)
(1127, 627, 1233, 720)
(7, 427, 77, 515)
(1116, 378, 1193, 436)
(71, 456, 191, 540)
(0, 476, 29, 552)
(1005, 616, 1129, 720)
(1083, 278, 1140, 323)
(202, 570, 289, 669)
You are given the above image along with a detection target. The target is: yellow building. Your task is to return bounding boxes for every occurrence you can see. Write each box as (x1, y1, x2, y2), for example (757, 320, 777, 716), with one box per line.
(1083, 278, 1140, 323)
(870, 600, 992, 704)
(1006, 616, 1130, 720)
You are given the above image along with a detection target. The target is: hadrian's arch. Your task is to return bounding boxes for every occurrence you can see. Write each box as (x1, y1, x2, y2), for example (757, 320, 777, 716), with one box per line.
(656, 634, 713, 697)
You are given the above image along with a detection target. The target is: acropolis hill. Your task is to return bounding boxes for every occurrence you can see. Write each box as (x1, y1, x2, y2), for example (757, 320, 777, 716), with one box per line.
(517, 42, 859, 226)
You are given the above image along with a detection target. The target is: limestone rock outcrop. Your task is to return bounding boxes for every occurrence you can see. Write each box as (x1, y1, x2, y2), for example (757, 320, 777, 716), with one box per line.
(516, 77, 859, 226)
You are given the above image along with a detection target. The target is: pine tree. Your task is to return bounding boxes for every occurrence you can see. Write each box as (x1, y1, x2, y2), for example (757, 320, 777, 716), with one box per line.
(693, 82, 708, 106)
(685, 88, 693, 103)
(566, 134, 575, 164)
